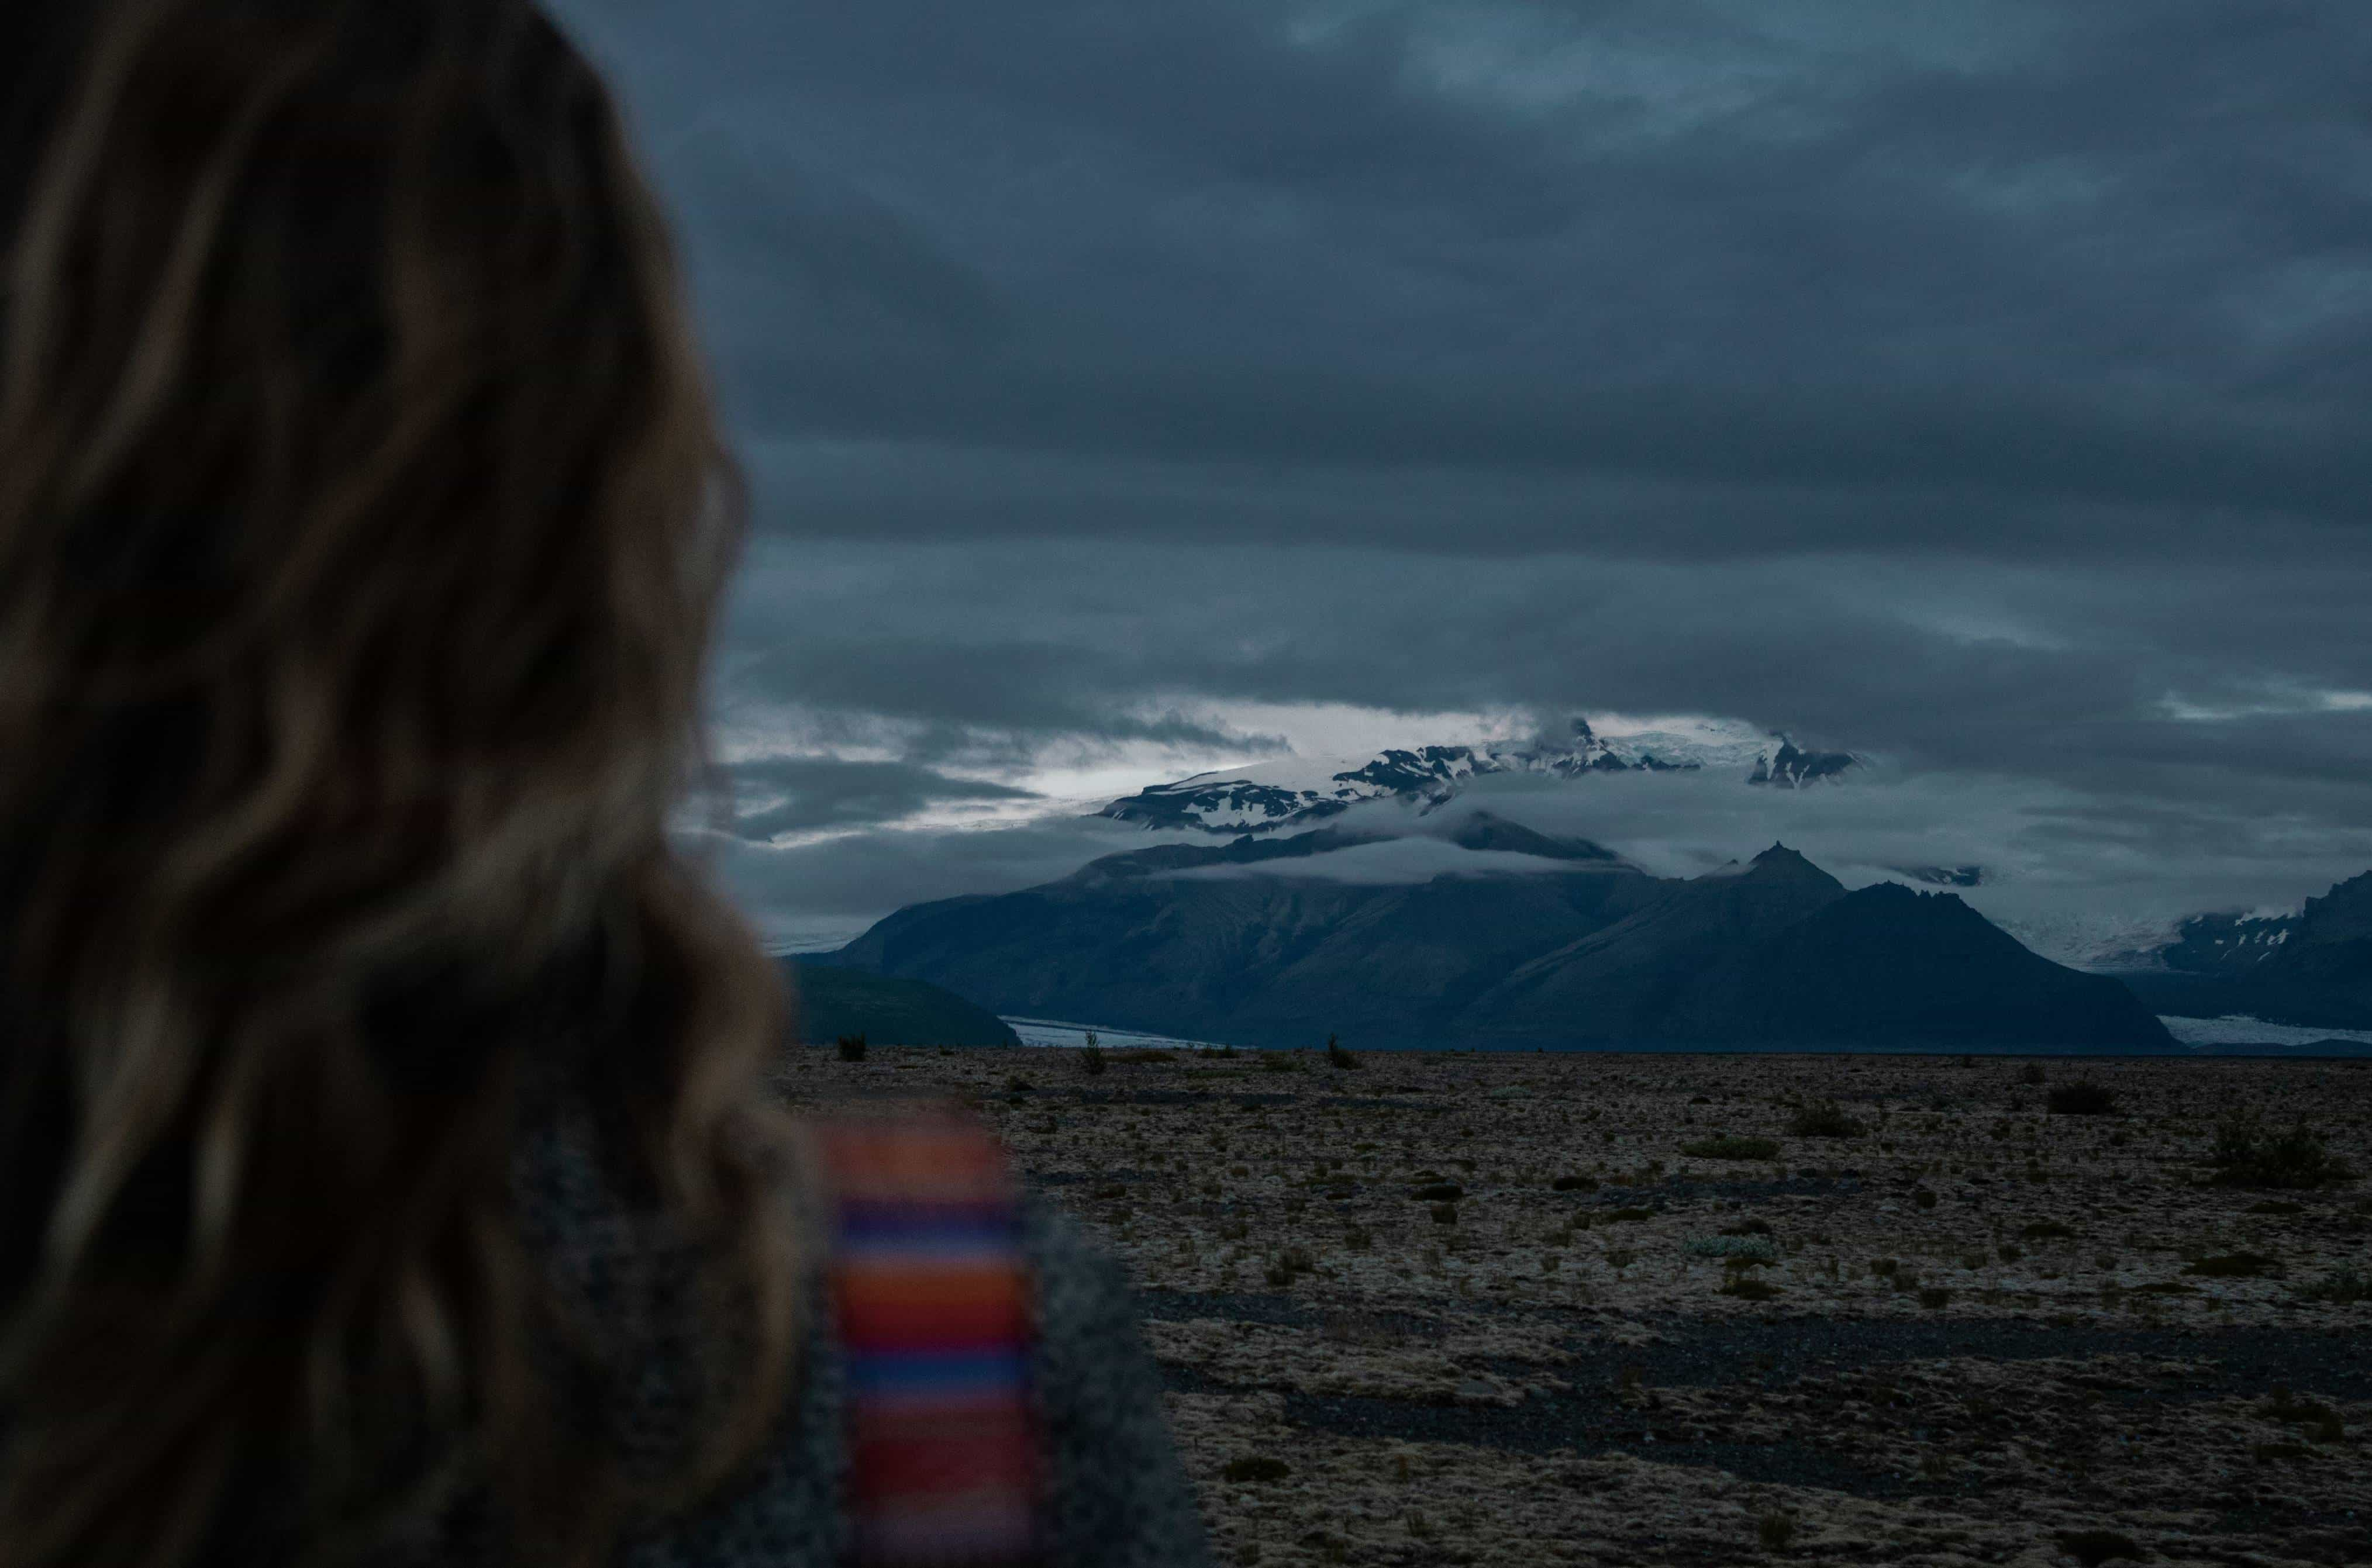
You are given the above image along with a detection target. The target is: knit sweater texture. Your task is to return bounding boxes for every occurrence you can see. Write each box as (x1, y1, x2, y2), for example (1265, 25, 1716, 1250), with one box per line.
(374, 1098, 1212, 1567)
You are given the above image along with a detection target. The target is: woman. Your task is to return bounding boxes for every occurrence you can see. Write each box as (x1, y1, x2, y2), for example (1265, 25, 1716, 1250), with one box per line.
(0, 3, 1209, 1564)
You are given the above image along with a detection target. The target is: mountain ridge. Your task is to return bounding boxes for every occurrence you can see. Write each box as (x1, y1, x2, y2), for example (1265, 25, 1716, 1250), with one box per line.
(826, 826, 2171, 1052)
(1098, 717, 1863, 836)
(2112, 867, 2372, 1030)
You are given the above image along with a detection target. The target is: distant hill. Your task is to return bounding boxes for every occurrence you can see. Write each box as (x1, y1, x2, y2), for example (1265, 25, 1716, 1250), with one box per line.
(780, 959, 1019, 1047)
(823, 818, 2172, 1052)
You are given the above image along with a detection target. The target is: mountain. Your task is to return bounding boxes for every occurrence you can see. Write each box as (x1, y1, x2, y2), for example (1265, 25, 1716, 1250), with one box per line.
(823, 822, 2170, 1052)
(2274, 870, 2372, 1007)
(781, 958, 1019, 1047)
(1456, 845, 1849, 1043)
(830, 814, 1652, 1049)
(1099, 717, 1861, 835)
(2112, 868, 2372, 1030)
(1661, 883, 2174, 1050)
(2150, 908, 2301, 979)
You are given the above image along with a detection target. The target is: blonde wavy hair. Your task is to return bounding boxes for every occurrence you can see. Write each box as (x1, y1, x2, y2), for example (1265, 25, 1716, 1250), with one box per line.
(0, 2, 797, 1563)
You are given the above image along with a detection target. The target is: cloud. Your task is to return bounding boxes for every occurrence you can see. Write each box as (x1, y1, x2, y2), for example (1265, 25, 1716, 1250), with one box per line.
(533, 0, 2372, 945)
(1167, 837, 1626, 886)
(694, 813, 1180, 953)
(720, 756, 1040, 839)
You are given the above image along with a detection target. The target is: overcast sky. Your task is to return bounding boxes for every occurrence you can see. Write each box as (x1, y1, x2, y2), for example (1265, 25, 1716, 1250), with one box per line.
(550, 1, 2372, 954)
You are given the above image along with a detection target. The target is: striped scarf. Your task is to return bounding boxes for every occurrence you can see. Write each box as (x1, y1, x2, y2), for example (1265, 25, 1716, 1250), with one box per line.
(815, 1114, 1043, 1568)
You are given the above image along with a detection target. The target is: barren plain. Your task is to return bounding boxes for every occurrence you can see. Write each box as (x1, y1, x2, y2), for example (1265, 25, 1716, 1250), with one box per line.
(780, 1048, 2372, 1568)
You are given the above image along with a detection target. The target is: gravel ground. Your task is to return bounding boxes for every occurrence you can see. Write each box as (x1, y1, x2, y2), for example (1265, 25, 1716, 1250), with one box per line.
(780, 1047, 2372, 1566)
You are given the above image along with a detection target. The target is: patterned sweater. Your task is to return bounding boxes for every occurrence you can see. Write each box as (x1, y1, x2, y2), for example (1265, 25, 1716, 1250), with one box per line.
(380, 1100, 1212, 1567)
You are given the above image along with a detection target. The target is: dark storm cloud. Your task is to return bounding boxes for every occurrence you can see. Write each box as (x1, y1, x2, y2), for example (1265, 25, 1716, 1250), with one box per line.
(553, 0, 2372, 530)
(545, 0, 2372, 934)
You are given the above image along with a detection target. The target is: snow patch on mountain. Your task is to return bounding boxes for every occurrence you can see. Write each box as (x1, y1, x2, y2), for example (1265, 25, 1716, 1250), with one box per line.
(1097, 716, 1861, 835)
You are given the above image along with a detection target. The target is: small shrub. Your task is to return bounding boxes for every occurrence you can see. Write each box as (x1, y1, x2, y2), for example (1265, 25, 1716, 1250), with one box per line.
(2022, 1221, 2077, 1241)
(2248, 1199, 2304, 1215)
(1605, 1248, 1637, 1269)
(1788, 1100, 1865, 1138)
(1604, 1207, 1654, 1223)
(1914, 1189, 1938, 1210)
(1870, 1258, 1900, 1277)
(1411, 1182, 1464, 1203)
(1429, 1203, 1457, 1225)
(1325, 1032, 1360, 1069)
(2296, 1267, 2369, 1304)
(1551, 1174, 1598, 1192)
(2211, 1111, 2353, 1189)
(835, 1032, 867, 1062)
(1683, 1135, 1781, 1161)
(1998, 1242, 2024, 1263)
(1257, 1052, 1300, 1073)
(2049, 1079, 2119, 1116)
(1080, 1042, 1106, 1076)
(2019, 1061, 2047, 1085)
(2055, 1528, 2145, 1566)
(1918, 1286, 1954, 1309)
(1686, 1235, 1779, 1262)
(1756, 1511, 1797, 1552)
(1111, 1048, 1175, 1063)
(1722, 1218, 1773, 1237)
(1223, 1455, 1291, 1484)
(2184, 1252, 2280, 1279)
(1720, 1276, 1780, 1301)
(1321, 1309, 1403, 1346)
(1261, 1246, 1314, 1288)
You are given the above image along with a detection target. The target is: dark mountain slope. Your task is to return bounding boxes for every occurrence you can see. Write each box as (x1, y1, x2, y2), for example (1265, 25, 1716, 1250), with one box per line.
(2259, 869, 2372, 1018)
(828, 831, 2179, 1052)
(781, 959, 1019, 1047)
(1222, 866, 1656, 1045)
(1668, 883, 2176, 1049)
(2116, 868, 2372, 1030)
(830, 824, 1653, 1048)
(1455, 845, 1846, 1044)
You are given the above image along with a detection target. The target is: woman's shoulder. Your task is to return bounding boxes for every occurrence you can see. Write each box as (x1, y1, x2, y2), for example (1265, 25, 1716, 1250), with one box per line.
(506, 1099, 1211, 1567)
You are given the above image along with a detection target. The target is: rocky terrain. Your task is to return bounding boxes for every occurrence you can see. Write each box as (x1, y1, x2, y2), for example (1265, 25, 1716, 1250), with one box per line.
(779, 1047, 2371, 1567)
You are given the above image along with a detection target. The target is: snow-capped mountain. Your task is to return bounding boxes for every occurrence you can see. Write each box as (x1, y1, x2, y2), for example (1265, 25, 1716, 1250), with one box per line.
(1098, 717, 1860, 835)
